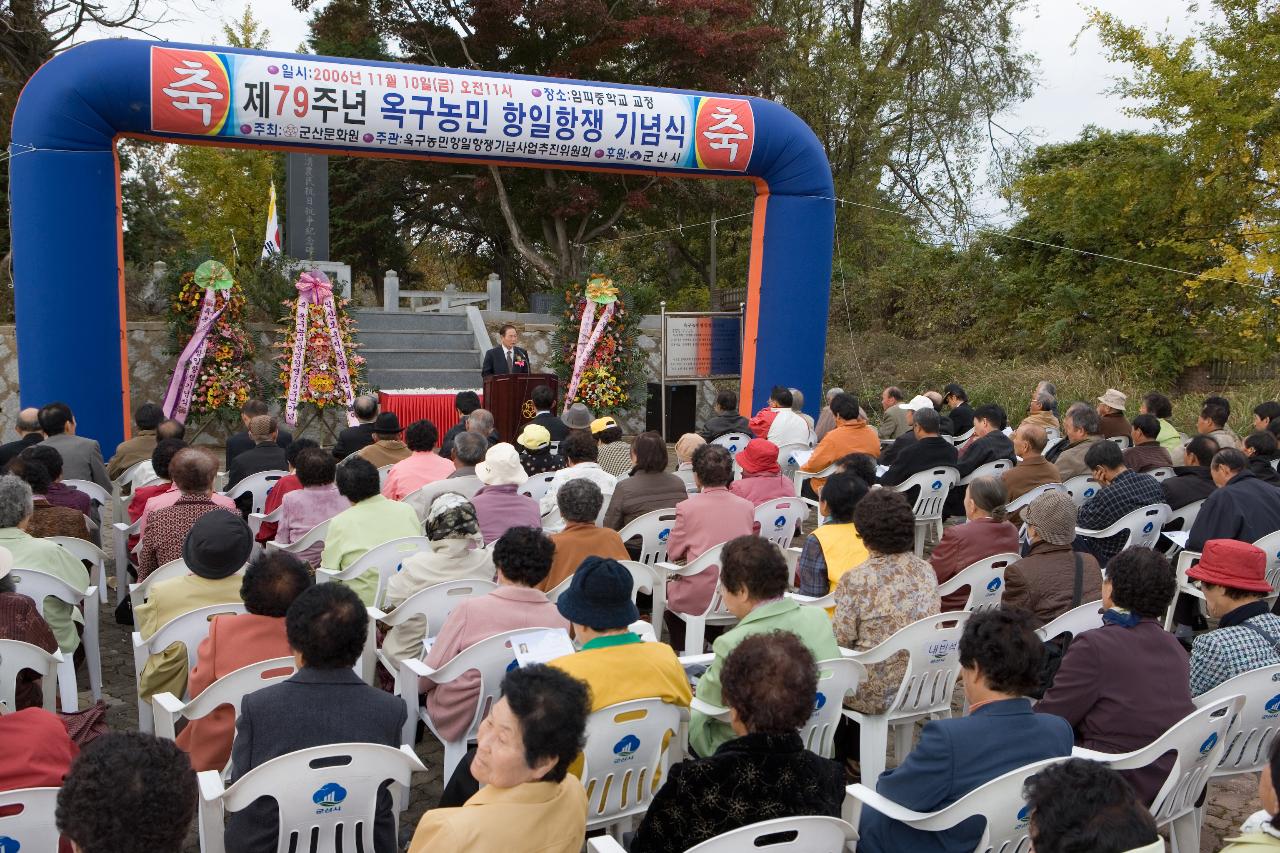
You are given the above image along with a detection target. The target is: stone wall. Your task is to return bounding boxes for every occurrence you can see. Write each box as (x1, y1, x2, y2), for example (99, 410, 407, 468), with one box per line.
(482, 311, 730, 434)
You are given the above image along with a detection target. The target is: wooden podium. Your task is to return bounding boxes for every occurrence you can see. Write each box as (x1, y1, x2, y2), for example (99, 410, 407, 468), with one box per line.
(483, 373, 559, 442)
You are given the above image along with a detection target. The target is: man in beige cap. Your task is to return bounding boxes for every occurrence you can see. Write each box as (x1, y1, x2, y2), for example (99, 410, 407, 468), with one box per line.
(1002, 489, 1103, 627)
(1096, 389, 1131, 439)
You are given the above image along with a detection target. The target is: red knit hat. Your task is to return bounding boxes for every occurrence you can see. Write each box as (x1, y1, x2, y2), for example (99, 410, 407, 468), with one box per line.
(737, 438, 781, 475)
(1186, 539, 1272, 594)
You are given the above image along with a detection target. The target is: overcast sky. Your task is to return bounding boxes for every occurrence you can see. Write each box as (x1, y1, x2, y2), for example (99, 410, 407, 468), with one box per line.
(85, 0, 1201, 223)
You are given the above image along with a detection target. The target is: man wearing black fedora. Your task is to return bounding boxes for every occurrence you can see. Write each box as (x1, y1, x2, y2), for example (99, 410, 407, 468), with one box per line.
(134, 511, 254, 704)
(354, 412, 412, 468)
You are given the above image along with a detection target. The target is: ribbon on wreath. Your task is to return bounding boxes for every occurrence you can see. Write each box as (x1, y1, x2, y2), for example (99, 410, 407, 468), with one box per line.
(161, 261, 233, 423)
(563, 275, 619, 410)
(285, 270, 359, 428)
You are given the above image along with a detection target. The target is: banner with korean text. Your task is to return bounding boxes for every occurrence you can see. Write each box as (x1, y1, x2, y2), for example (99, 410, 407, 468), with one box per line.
(150, 47, 756, 172)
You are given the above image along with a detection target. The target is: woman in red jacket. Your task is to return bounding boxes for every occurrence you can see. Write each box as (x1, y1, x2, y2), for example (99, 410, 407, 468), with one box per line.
(929, 476, 1020, 612)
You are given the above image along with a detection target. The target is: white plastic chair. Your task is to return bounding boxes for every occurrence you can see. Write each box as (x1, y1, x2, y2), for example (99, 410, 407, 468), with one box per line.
(1161, 500, 1206, 558)
(318, 536, 433, 610)
(396, 628, 528, 779)
(1194, 663, 1280, 781)
(403, 477, 482, 520)
(264, 518, 332, 558)
(1004, 482, 1066, 515)
(245, 505, 282, 539)
(1108, 435, 1134, 450)
(153, 656, 299, 770)
(10, 568, 99, 712)
(367, 579, 497, 679)
(46, 535, 109, 605)
(63, 478, 109, 511)
(936, 553, 1019, 614)
(581, 697, 684, 837)
(0, 787, 61, 853)
(616, 508, 679, 566)
(711, 432, 752, 454)
(129, 557, 193, 602)
(1148, 466, 1176, 482)
(220, 469, 288, 516)
(1075, 695, 1243, 853)
(674, 468, 698, 494)
(0, 638, 64, 713)
(957, 458, 1014, 486)
(132, 602, 247, 734)
(377, 464, 394, 488)
(691, 657, 865, 760)
(794, 464, 837, 497)
(841, 611, 972, 785)
(1253, 529, 1280, 596)
(950, 428, 975, 447)
(1164, 550, 1205, 631)
(753, 497, 808, 549)
(196, 742, 425, 853)
(518, 471, 559, 502)
(587, 816, 858, 853)
(1076, 503, 1170, 552)
(1036, 600, 1104, 640)
(621, 560, 667, 643)
(846, 755, 1070, 852)
(891, 467, 960, 556)
(658, 543, 730, 655)
(545, 574, 573, 603)
(110, 516, 142, 602)
(1062, 474, 1102, 507)
(775, 442, 811, 479)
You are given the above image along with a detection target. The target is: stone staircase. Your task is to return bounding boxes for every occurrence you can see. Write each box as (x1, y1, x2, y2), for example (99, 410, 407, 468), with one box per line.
(352, 309, 483, 391)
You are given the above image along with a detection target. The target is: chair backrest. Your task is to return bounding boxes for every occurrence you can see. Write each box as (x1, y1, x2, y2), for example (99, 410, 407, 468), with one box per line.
(1061, 474, 1101, 507)
(1035, 600, 1104, 641)
(135, 602, 248, 674)
(222, 469, 288, 515)
(950, 428, 975, 447)
(1253, 530, 1280, 593)
(711, 432, 752, 454)
(892, 467, 960, 522)
(424, 629, 532, 742)
(174, 656, 298, 729)
(958, 458, 1013, 486)
(545, 574, 574, 603)
(518, 471, 559, 502)
(9, 568, 87, 619)
(1005, 482, 1066, 514)
(674, 468, 698, 494)
(377, 464, 393, 488)
(860, 612, 971, 719)
(404, 477, 482, 520)
(684, 816, 858, 853)
(209, 743, 424, 853)
(0, 639, 62, 712)
(1148, 467, 1175, 482)
(753, 497, 808, 549)
(1108, 435, 1133, 449)
(675, 543, 729, 619)
(1143, 695, 1243, 828)
(321, 536, 434, 609)
(0, 787, 61, 853)
(616, 508, 679, 566)
(45, 535, 106, 569)
(130, 557, 191, 600)
(63, 478, 109, 507)
(378, 579, 497, 650)
(803, 658, 866, 758)
(266, 518, 333, 557)
(1194, 663, 1280, 777)
(1081, 504, 1169, 550)
(936, 553, 1019, 614)
(581, 698, 683, 827)
(1164, 499, 1206, 537)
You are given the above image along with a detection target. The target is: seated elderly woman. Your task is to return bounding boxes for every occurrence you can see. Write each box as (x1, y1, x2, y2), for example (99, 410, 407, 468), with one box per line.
(1036, 547, 1195, 805)
(929, 476, 1020, 612)
(729, 438, 797, 506)
(274, 448, 350, 567)
(603, 431, 688, 530)
(1023, 759, 1162, 853)
(0, 474, 90, 657)
(7, 450, 90, 540)
(177, 551, 313, 771)
(1003, 488, 1103, 628)
(380, 492, 495, 665)
(408, 665, 591, 853)
(137, 447, 238, 580)
(516, 424, 564, 476)
(630, 631, 845, 853)
(542, 479, 628, 593)
(833, 489, 939, 764)
(795, 471, 868, 597)
(591, 416, 632, 478)
(858, 610, 1073, 853)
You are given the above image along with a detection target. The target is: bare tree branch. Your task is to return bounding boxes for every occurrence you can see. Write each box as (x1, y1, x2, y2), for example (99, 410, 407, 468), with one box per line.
(487, 165, 555, 281)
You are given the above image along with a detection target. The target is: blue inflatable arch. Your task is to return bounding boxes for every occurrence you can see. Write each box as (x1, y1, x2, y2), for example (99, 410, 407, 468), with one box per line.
(10, 40, 834, 449)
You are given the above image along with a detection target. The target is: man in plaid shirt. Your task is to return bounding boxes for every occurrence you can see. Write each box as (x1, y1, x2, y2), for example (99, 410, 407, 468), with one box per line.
(1187, 539, 1280, 696)
(1075, 440, 1163, 567)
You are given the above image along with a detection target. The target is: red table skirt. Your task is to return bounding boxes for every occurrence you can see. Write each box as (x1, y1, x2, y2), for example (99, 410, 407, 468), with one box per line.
(378, 392, 482, 431)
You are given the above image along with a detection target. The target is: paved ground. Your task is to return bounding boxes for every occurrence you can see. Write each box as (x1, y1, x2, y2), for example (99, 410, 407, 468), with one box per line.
(81, 501, 1260, 852)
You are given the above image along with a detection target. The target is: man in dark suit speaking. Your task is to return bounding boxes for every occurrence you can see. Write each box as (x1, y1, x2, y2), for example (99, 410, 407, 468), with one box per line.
(481, 323, 531, 377)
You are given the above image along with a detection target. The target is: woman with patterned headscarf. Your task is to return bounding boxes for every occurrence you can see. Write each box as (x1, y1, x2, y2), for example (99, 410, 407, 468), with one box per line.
(380, 493, 494, 663)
